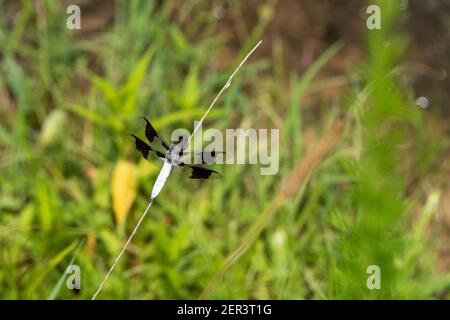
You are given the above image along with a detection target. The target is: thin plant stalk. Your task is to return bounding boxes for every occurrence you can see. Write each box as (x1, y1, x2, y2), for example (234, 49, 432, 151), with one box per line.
(91, 40, 262, 300)
(91, 200, 154, 299)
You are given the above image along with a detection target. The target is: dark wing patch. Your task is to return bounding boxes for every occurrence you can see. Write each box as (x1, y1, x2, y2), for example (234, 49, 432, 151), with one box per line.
(131, 134, 165, 159)
(131, 134, 151, 159)
(187, 165, 220, 179)
(143, 117, 169, 150)
(175, 134, 187, 145)
(198, 150, 225, 165)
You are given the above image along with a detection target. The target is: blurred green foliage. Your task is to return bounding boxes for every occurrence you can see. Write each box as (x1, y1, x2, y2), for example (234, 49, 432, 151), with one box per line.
(0, 0, 448, 299)
(328, 0, 448, 299)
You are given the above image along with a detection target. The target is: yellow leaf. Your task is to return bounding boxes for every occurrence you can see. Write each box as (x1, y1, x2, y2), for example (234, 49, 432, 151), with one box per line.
(111, 160, 138, 226)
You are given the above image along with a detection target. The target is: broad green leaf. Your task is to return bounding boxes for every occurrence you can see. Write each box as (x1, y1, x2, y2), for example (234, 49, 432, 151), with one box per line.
(4, 55, 29, 111)
(40, 109, 67, 146)
(169, 25, 189, 53)
(35, 181, 54, 229)
(121, 48, 154, 115)
(124, 48, 154, 92)
(19, 204, 34, 229)
(64, 103, 121, 130)
(89, 73, 118, 108)
(182, 64, 200, 109)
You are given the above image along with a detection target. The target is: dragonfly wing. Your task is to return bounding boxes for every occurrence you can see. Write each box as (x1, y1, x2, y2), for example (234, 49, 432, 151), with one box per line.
(198, 150, 225, 164)
(185, 165, 221, 179)
(131, 134, 165, 159)
(143, 117, 169, 150)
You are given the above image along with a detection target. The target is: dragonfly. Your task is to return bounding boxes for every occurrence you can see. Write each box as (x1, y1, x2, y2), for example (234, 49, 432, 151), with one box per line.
(131, 117, 221, 200)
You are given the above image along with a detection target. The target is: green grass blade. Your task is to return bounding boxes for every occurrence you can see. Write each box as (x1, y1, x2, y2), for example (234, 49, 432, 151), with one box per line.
(27, 241, 79, 299)
(47, 238, 85, 300)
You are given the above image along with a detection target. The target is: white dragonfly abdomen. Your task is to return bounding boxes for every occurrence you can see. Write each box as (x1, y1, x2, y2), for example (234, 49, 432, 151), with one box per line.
(151, 161, 173, 200)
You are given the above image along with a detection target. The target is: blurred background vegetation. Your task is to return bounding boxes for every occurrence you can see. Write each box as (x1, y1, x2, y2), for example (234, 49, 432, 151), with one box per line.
(0, 0, 449, 299)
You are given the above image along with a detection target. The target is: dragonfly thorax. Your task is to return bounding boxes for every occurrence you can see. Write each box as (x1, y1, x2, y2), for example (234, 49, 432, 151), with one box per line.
(165, 143, 185, 166)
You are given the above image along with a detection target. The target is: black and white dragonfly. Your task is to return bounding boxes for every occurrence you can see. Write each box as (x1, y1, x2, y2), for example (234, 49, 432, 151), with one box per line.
(131, 117, 221, 200)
